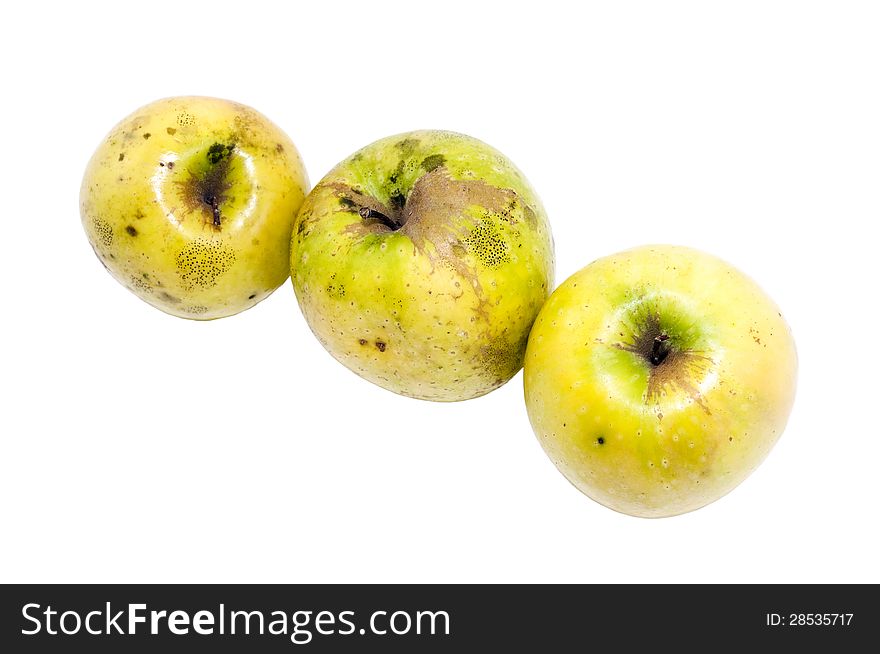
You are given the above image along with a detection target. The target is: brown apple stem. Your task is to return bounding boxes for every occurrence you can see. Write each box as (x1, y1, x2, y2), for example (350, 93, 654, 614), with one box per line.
(359, 206, 400, 230)
(650, 333, 670, 366)
(204, 194, 222, 226)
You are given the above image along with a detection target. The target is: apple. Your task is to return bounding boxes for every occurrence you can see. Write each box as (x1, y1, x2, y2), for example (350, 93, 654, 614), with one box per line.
(291, 130, 554, 401)
(80, 96, 309, 319)
(523, 245, 797, 517)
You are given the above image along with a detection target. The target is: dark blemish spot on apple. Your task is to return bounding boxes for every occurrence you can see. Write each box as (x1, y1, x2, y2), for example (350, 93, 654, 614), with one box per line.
(142, 272, 149, 279)
(125, 225, 138, 237)
(160, 291, 181, 304)
(143, 132, 151, 139)
(160, 162, 165, 167)
(338, 197, 357, 210)
(597, 436, 605, 445)
(480, 338, 523, 383)
(135, 208, 145, 220)
(358, 338, 368, 346)
(207, 142, 235, 164)
(388, 158, 406, 185)
(118, 153, 125, 162)
(375, 340, 387, 352)
(275, 143, 284, 153)
(248, 293, 256, 299)
(327, 283, 345, 299)
(166, 127, 176, 135)
(421, 154, 446, 172)
(167, 161, 174, 170)
(729, 436, 734, 442)
(395, 138, 420, 153)
(389, 189, 406, 211)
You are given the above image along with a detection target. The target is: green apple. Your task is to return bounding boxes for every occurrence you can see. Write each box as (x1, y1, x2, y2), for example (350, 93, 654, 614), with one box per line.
(291, 130, 554, 401)
(524, 245, 797, 517)
(81, 96, 309, 319)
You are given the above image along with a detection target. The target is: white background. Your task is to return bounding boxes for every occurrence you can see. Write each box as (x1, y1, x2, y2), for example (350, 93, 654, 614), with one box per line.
(1, 1, 877, 583)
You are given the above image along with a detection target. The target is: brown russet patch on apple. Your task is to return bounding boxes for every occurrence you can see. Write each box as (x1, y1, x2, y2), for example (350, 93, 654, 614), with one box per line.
(614, 312, 713, 416)
(323, 166, 537, 331)
(401, 166, 534, 319)
(175, 142, 236, 230)
(645, 349, 713, 415)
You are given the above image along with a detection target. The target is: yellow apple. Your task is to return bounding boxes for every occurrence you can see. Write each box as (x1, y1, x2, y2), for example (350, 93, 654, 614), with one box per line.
(524, 245, 797, 517)
(291, 130, 554, 401)
(80, 96, 309, 319)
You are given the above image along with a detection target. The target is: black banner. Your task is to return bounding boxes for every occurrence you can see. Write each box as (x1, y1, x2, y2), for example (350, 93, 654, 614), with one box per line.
(0, 584, 874, 651)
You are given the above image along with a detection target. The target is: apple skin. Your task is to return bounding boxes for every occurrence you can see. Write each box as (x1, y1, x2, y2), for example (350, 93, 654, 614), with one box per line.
(291, 130, 554, 401)
(523, 245, 797, 517)
(80, 96, 309, 319)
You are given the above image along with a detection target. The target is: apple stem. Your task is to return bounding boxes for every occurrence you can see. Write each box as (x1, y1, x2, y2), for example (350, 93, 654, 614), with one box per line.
(204, 193, 222, 226)
(650, 334, 670, 366)
(359, 206, 400, 230)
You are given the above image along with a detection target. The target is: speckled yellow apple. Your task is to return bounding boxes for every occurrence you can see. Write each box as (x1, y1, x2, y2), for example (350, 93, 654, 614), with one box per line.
(291, 130, 554, 401)
(81, 96, 309, 319)
(524, 245, 797, 517)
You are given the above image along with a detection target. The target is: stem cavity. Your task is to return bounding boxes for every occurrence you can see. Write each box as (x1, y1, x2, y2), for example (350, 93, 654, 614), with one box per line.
(359, 206, 401, 231)
(650, 333, 671, 366)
